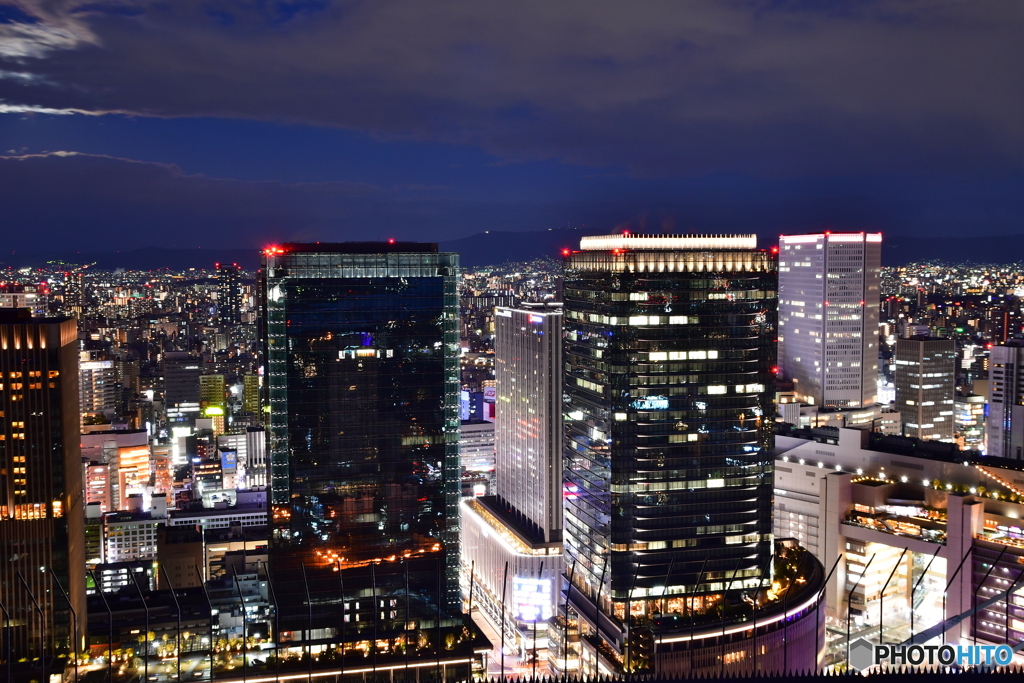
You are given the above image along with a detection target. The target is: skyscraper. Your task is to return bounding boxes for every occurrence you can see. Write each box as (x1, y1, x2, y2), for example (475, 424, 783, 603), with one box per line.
(460, 303, 563, 660)
(987, 341, 1024, 458)
(216, 263, 243, 325)
(493, 303, 564, 541)
(778, 232, 881, 410)
(562, 234, 791, 674)
(895, 334, 956, 442)
(0, 309, 85, 666)
(262, 242, 479, 675)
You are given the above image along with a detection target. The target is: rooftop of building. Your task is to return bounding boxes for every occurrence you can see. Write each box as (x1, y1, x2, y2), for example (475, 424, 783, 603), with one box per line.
(267, 241, 439, 255)
(470, 495, 561, 549)
(579, 233, 757, 252)
(776, 422, 1024, 473)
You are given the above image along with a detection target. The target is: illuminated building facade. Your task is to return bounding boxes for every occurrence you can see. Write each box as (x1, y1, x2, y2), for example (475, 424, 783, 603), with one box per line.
(987, 341, 1024, 459)
(0, 284, 49, 317)
(494, 303, 563, 541)
(895, 335, 956, 442)
(79, 350, 118, 426)
(778, 232, 881, 410)
(263, 242, 483, 676)
(562, 234, 816, 675)
(0, 309, 85, 664)
(460, 303, 563, 661)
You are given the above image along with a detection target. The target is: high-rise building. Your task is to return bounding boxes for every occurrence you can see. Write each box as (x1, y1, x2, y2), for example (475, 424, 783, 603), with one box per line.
(262, 242, 481, 675)
(0, 284, 50, 317)
(493, 303, 563, 541)
(895, 335, 956, 442)
(0, 309, 85, 664)
(241, 373, 260, 416)
(460, 303, 563, 660)
(79, 350, 118, 427)
(217, 263, 243, 325)
(199, 374, 226, 411)
(778, 232, 881, 410)
(987, 341, 1024, 458)
(163, 352, 201, 423)
(561, 234, 822, 675)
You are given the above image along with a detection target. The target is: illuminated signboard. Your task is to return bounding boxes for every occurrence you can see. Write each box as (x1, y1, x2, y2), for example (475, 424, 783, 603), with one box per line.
(632, 395, 669, 410)
(529, 314, 544, 324)
(513, 576, 553, 622)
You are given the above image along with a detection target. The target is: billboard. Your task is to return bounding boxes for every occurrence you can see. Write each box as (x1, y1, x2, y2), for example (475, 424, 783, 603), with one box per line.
(513, 576, 553, 622)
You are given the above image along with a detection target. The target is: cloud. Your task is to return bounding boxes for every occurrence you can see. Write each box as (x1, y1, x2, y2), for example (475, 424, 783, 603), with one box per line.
(0, 1, 1021, 177)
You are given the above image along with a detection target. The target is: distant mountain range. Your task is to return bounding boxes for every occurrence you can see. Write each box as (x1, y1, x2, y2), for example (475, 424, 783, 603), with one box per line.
(3, 229, 1023, 271)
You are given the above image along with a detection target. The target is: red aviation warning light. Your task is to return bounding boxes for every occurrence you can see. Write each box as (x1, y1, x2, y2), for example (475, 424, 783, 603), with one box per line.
(388, 238, 396, 244)
(561, 248, 570, 256)
(771, 366, 779, 374)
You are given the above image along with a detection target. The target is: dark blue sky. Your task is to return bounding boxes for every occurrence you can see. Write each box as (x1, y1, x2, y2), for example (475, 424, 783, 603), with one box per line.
(1, 1, 1022, 253)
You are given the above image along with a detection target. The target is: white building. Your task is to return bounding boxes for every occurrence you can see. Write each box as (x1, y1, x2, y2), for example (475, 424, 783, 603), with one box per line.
(987, 341, 1024, 459)
(493, 303, 563, 540)
(461, 303, 564, 661)
(772, 424, 1024, 657)
(778, 232, 881, 410)
(80, 350, 118, 426)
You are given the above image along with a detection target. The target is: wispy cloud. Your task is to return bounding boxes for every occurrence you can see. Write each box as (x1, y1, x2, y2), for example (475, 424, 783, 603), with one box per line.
(0, 1, 1020, 177)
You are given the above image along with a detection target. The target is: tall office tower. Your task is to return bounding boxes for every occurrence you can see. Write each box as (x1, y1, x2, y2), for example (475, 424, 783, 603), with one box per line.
(460, 303, 563, 655)
(0, 309, 85, 665)
(987, 341, 1024, 458)
(895, 334, 956, 441)
(493, 303, 564, 540)
(216, 263, 243, 325)
(562, 234, 821, 676)
(79, 350, 118, 426)
(262, 243, 479, 676)
(778, 232, 881, 410)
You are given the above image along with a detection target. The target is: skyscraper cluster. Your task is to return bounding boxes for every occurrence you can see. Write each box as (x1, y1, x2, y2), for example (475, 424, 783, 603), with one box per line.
(30, 227, 1024, 681)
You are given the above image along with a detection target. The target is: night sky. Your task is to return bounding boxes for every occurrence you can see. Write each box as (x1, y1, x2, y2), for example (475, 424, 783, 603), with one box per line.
(1, 2, 1022, 254)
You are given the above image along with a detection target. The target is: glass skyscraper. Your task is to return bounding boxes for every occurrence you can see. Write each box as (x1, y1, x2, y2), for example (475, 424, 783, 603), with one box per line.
(261, 242, 475, 676)
(562, 234, 777, 671)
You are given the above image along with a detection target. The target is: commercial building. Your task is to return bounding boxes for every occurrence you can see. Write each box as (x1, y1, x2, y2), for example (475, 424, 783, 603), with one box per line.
(894, 335, 956, 441)
(0, 284, 49, 317)
(163, 351, 201, 419)
(461, 303, 564, 664)
(459, 419, 495, 491)
(778, 232, 881, 412)
(774, 424, 1024, 666)
(262, 242, 485, 678)
(0, 309, 85, 664)
(987, 341, 1024, 459)
(79, 350, 118, 426)
(561, 234, 823, 676)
